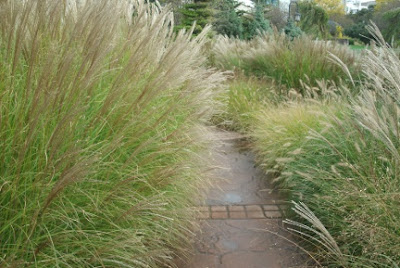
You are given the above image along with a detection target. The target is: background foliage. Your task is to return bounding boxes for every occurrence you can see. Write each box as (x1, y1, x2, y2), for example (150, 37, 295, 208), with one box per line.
(298, 1, 329, 38)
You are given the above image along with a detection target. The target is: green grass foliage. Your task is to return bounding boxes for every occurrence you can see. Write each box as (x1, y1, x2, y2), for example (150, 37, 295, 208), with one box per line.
(251, 103, 339, 178)
(212, 34, 359, 94)
(0, 1, 223, 267)
(212, 75, 275, 132)
(250, 26, 400, 266)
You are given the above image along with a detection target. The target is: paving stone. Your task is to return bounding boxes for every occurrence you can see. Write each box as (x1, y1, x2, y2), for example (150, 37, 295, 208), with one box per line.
(246, 205, 263, 211)
(211, 211, 228, 219)
(245, 205, 265, 219)
(211, 206, 228, 219)
(212, 229, 272, 254)
(220, 252, 281, 268)
(246, 211, 265, 219)
(229, 211, 247, 219)
(262, 205, 280, 211)
(194, 232, 219, 255)
(227, 206, 246, 218)
(228, 205, 245, 212)
(179, 253, 219, 268)
(211, 206, 227, 212)
(215, 238, 239, 253)
(225, 219, 281, 231)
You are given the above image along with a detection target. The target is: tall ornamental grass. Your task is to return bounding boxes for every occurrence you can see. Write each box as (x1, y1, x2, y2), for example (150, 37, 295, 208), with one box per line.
(212, 72, 343, 133)
(211, 33, 359, 94)
(251, 25, 400, 266)
(0, 0, 223, 267)
(212, 75, 277, 132)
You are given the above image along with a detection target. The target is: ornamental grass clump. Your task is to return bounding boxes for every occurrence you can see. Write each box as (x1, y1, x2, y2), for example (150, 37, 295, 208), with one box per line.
(212, 33, 359, 95)
(212, 75, 277, 132)
(0, 0, 223, 267)
(251, 25, 400, 266)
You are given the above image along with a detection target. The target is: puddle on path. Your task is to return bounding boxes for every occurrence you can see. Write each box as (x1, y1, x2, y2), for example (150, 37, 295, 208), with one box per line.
(222, 193, 242, 204)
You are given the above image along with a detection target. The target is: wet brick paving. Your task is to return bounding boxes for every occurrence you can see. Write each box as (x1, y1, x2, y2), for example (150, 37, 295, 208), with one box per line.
(176, 128, 314, 268)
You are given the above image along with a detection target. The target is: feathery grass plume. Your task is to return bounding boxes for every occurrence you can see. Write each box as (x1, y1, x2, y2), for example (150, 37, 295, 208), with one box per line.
(0, 0, 224, 266)
(211, 32, 359, 95)
(284, 202, 344, 262)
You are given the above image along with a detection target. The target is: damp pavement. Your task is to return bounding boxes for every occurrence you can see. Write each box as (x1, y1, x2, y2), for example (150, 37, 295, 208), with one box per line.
(176, 128, 313, 268)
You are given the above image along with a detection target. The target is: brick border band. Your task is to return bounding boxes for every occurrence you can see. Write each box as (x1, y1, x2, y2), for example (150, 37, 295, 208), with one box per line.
(197, 204, 288, 220)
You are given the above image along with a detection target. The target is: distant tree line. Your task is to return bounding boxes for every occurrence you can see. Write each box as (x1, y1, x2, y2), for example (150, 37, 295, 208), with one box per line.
(147, 0, 400, 45)
(147, 0, 273, 39)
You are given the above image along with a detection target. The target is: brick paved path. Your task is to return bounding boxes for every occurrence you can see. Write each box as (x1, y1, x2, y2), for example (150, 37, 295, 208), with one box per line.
(176, 128, 312, 268)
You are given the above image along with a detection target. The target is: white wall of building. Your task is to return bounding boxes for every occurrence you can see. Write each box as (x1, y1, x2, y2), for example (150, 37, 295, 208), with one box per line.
(237, 0, 292, 12)
(345, 0, 376, 13)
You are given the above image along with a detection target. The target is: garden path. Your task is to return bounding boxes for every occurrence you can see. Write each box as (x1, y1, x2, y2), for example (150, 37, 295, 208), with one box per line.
(176, 127, 312, 268)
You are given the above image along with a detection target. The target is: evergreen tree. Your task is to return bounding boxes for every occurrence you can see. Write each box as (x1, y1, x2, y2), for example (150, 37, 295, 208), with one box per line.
(243, 3, 271, 39)
(213, 0, 243, 38)
(175, 0, 213, 35)
(284, 19, 303, 40)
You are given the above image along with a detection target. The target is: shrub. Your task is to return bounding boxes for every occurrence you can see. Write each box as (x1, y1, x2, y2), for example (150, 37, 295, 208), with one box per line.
(0, 0, 223, 267)
(344, 22, 373, 44)
(284, 19, 303, 40)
